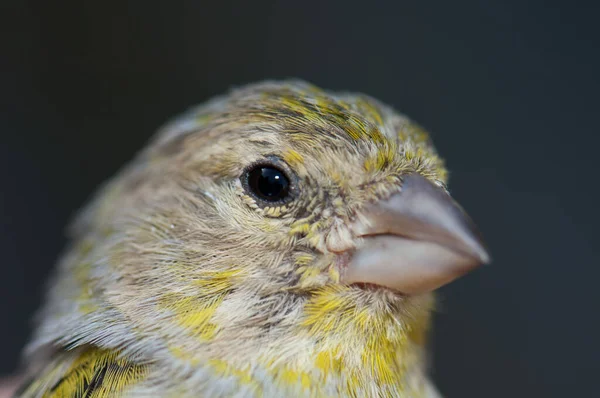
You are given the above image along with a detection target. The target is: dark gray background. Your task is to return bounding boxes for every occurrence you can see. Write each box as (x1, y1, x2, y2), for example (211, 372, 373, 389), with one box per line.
(1, 1, 598, 397)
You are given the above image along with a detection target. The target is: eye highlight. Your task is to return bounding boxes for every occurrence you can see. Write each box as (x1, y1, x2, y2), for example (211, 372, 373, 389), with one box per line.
(244, 164, 291, 203)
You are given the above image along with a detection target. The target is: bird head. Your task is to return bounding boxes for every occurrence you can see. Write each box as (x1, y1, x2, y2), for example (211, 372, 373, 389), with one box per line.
(29, 81, 488, 392)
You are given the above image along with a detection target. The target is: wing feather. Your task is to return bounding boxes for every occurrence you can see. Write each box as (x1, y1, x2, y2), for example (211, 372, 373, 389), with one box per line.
(17, 347, 148, 398)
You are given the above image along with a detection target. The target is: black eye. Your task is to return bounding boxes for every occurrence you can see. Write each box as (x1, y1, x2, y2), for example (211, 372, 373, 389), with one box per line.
(245, 165, 291, 203)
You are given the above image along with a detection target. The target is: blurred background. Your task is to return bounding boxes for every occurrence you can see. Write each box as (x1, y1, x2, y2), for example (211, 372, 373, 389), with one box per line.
(1, 1, 598, 396)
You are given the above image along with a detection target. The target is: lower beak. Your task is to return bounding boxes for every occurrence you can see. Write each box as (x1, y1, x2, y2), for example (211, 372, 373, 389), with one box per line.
(343, 174, 490, 295)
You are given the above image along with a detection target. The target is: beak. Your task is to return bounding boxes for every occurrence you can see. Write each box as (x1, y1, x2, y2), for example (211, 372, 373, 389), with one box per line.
(344, 173, 490, 295)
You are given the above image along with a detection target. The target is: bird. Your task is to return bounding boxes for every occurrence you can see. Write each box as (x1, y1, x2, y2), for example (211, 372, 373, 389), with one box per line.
(15, 80, 489, 397)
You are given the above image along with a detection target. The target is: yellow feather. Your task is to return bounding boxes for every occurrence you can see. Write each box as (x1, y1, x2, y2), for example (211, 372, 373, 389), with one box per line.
(20, 348, 148, 398)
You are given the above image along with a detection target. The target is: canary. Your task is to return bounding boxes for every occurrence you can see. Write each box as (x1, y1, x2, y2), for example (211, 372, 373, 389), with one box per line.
(16, 80, 488, 397)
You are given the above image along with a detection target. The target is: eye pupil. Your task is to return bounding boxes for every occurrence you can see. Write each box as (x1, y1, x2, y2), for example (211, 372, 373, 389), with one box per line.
(247, 166, 290, 202)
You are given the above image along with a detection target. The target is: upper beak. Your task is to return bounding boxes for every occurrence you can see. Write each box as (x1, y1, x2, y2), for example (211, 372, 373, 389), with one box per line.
(344, 173, 490, 295)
